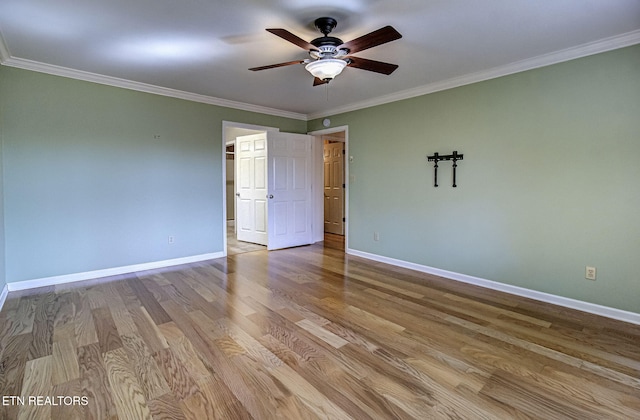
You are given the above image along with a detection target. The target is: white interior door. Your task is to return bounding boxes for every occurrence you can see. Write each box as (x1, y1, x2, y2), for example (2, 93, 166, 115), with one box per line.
(267, 132, 313, 250)
(235, 133, 268, 245)
(323, 142, 345, 235)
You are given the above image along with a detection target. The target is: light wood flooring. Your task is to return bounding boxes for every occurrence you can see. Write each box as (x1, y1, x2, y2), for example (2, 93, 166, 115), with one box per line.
(226, 220, 266, 256)
(322, 232, 345, 251)
(1, 244, 639, 419)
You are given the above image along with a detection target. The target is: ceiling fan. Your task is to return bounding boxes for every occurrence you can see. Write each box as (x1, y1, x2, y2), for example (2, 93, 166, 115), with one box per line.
(249, 17, 402, 85)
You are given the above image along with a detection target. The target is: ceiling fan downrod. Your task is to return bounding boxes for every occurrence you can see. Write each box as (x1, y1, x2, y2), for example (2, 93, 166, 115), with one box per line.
(314, 17, 337, 36)
(310, 17, 344, 50)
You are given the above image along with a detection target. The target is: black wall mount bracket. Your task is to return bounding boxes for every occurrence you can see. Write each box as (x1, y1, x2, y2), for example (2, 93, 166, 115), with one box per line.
(426, 151, 464, 187)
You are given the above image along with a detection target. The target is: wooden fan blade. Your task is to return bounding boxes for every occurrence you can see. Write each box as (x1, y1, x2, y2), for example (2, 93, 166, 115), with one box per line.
(313, 77, 329, 86)
(266, 29, 317, 51)
(347, 56, 398, 75)
(338, 26, 402, 54)
(249, 60, 305, 71)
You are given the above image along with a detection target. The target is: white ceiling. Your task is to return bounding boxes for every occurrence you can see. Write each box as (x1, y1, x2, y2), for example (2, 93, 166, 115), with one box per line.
(1, 0, 639, 120)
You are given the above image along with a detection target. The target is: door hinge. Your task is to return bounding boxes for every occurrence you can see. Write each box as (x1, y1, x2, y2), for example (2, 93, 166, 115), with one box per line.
(343, 217, 346, 222)
(342, 183, 345, 188)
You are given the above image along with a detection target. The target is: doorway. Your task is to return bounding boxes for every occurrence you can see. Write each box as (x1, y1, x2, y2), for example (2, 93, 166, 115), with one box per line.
(310, 126, 348, 252)
(223, 122, 315, 255)
(224, 124, 270, 256)
(323, 137, 345, 251)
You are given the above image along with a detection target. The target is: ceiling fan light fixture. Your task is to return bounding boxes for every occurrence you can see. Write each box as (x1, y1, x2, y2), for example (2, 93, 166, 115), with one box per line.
(305, 58, 347, 81)
(252, 18, 401, 85)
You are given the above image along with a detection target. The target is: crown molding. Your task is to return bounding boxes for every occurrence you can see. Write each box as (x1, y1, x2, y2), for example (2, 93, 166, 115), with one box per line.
(308, 29, 640, 120)
(2, 28, 638, 122)
(1, 56, 307, 121)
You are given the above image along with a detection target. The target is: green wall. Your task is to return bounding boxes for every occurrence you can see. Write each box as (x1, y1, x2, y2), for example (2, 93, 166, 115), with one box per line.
(309, 45, 640, 313)
(0, 66, 305, 283)
(1, 45, 638, 314)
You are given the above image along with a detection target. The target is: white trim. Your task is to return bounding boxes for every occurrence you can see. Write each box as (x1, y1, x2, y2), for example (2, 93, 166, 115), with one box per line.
(0, 28, 10, 62)
(0, 284, 8, 312)
(222, 121, 280, 133)
(308, 125, 349, 248)
(1, 56, 307, 121)
(307, 125, 349, 137)
(221, 121, 281, 257)
(307, 29, 640, 120)
(6, 253, 223, 292)
(346, 248, 640, 326)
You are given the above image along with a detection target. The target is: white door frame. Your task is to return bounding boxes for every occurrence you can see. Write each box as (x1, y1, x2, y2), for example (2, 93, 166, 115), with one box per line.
(222, 121, 279, 256)
(222, 122, 349, 255)
(308, 125, 349, 251)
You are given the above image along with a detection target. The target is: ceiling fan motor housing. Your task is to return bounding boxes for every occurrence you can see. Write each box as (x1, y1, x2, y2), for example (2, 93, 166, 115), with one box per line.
(309, 45, 348, 59)
(311, 36, 344, 48)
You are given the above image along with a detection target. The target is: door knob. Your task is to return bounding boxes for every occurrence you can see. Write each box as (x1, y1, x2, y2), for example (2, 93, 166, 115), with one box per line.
(267, 194, 274, 199)
(236, 193, 240, 197)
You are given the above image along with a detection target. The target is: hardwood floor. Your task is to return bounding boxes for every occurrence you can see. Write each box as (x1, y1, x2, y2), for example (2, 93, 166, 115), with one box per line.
(227, 220, 266, 256)
(1, 244, 639, 419)
(322, 232, 345, 251)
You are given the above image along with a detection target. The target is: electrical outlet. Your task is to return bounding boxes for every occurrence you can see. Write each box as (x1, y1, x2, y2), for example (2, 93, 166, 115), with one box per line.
(585, 266, 596, 280)
(373, 232, 380, 241)
(168, 236, 175, 244)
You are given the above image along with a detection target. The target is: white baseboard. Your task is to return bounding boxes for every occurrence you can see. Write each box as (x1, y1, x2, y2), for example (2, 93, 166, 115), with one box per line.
(0, 284, 8, 312)
(6, 252, 224, 292)
(4, 248, 638, 326)
(347, 248, 640, 326)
